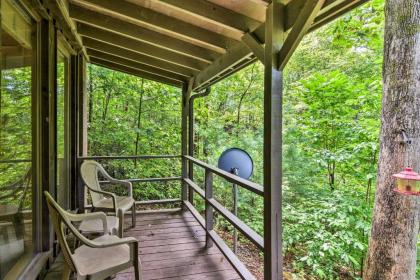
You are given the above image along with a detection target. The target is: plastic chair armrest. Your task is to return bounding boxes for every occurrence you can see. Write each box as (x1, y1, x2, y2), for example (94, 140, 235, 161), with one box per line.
(108, 179, 133, 197)
(67, 211, 108, 233)
(87, 186, 118, 211)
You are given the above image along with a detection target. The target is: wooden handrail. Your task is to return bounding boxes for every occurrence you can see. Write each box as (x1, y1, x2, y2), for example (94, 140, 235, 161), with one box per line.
(184, 155, 264, 196)
(78, 155, 181, 160)
(99, 176, 181, 184)
(182, 156, 264, 279)
(136, 198, 181, 205)
(208, 198, 264, 250)
(183, 177, 264, 250)
(183, 178, 204, 198)
(0, 159, 31, 163)
(183, 199, 256, 280)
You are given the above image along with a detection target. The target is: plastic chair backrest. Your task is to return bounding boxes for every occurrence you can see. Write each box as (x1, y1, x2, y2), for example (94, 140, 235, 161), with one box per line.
(80, 160, 111, 204)
(44, 191, 78, 274)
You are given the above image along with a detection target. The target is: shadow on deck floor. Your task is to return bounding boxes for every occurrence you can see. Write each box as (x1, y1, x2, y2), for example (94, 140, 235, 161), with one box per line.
(44, 210, 241, 280)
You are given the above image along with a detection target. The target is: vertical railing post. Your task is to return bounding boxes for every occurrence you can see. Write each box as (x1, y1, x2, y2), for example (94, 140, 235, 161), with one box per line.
(181, 80, 192, 206)
(204, 169, 213, 248)
(264, 2, 285, 280)
(188, 94, 194, 204)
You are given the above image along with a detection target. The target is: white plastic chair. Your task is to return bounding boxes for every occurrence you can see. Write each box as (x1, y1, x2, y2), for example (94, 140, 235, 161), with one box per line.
(80, 160, 136, 237)
(44, 191, 142, 280)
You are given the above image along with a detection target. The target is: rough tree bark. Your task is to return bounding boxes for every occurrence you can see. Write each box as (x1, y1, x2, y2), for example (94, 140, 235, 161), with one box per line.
(364, 1, 420, 279)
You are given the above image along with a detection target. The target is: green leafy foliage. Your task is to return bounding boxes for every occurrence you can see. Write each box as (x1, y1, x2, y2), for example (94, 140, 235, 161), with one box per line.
(84, 1, 388, 277)
(5, 0, 416, 279)
(86, 65, 182, 201)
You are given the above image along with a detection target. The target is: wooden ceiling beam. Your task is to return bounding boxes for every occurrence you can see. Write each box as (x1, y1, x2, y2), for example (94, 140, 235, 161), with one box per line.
(87, 49, 188, 82)
(72, 0, 235, 52)
(193, 0, 365, 90)
(157, 0, 262, 33)
(90, 57, 183, 87)
(70, 4, 219, 62)
(278, 0, 325, 70)
(192, 42, 254, 90)
(83, 37, 197, 77)
(78, 24, 209, 71)
(251, 0, 366, 44)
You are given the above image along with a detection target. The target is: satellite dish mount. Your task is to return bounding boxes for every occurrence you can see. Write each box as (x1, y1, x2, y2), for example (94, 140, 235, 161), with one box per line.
(218, 148, 253, 253)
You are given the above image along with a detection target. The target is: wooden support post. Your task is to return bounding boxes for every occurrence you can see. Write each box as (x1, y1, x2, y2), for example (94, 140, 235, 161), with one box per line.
(77, 54, 87, 211)
(204, 169, 214, 248)
(34, 19, 51, 253)
(33, 19, 56, 252)
(181, 80, 192, 205)
(69, 55, 78, 210)
(263, 2, 284, 280)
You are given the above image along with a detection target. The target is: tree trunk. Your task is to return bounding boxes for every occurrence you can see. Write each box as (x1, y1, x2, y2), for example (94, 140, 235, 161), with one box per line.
(364, 1, 420, 279)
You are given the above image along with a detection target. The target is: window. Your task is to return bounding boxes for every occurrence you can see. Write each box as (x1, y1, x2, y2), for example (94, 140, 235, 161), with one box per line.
(0, 0, 34, 278)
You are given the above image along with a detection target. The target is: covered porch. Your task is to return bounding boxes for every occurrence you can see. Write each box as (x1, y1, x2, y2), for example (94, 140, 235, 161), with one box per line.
(0, 0, 369, 279)
(45, 210, 242, 280)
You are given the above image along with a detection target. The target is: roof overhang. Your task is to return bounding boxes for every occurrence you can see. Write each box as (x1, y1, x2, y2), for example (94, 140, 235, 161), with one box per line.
(36, 0, 369, 90)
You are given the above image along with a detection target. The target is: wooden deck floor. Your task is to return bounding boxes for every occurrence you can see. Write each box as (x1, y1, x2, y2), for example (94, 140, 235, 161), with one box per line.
(116, 210, 241, 280)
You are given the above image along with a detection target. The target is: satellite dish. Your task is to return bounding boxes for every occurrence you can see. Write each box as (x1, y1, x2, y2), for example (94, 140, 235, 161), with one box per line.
(218, 148, 253, 179)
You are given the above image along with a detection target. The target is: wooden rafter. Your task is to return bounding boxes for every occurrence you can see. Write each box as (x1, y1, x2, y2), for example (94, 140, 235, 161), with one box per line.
(309, 0, 369, 31)
(70, 4, 219, 62)
(278, 0, 326, 70)
(192, 0, 366, 90)
(157, 0, 262, 33)
(71, 0, 236, 53)
(78, 24, 209, 71)
(83, 37, 197, 77)
(87, 49, 188, 82)
(90, 57, 183, 87)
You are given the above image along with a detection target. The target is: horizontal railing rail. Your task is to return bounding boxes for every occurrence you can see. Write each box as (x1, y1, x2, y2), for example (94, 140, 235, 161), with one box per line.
(184, 155, 264, 196)
(78, 155, 181, 160)
(0, 159, 31, 163)
(183, 155, 264, 280)
(77, 155, 182, 207)
(99, 176, 182, 184)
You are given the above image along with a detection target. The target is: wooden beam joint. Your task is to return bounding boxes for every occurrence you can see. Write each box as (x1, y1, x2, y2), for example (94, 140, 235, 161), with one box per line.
(277, 0, 325, 70)
(241, 32, 265, 63)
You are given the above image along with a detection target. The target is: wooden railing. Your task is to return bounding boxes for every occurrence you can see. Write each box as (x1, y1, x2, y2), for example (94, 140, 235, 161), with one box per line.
(77, 155, 182, 207)
(183, 155, 264, 280)
(0, 159, 31, 163)
(77, 154, 263, 279)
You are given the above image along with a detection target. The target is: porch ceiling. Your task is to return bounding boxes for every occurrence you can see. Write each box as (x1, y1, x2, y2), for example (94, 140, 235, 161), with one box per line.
(64, 0, 368, 90)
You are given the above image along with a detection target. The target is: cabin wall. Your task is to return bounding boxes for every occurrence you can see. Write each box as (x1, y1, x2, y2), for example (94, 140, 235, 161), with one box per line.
(0, 0, 85, 278)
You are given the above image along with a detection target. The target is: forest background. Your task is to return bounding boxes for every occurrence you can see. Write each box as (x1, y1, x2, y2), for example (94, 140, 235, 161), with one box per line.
(2, 0, 417, 279)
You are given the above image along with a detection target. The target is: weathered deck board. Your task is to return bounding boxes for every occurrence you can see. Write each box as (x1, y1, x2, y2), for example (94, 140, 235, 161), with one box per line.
(43, 210, 240, 279)
(116, 210, 241, 280)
